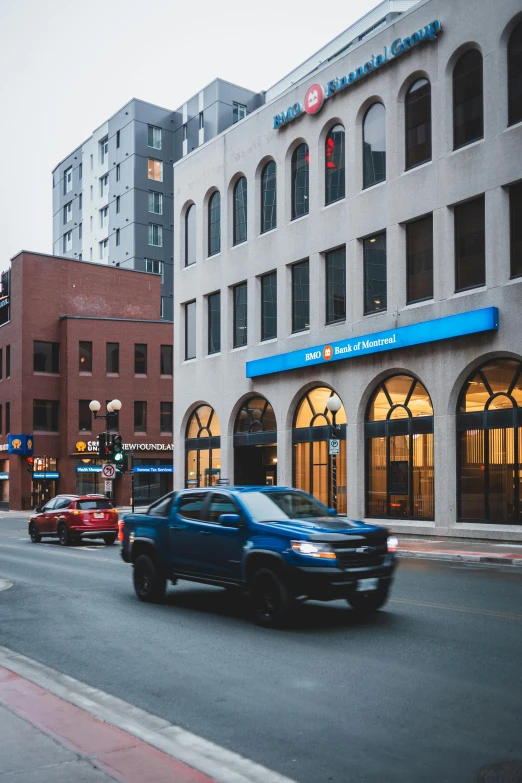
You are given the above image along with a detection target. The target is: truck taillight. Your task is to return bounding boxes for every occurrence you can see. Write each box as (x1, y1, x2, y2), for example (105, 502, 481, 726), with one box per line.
(118, 520, 124, 543)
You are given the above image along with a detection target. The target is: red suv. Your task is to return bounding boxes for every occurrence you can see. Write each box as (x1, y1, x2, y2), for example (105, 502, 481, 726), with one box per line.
(29, 495, 119, 546)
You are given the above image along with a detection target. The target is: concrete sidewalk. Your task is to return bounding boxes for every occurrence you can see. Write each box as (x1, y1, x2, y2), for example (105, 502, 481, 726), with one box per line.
(396, 534, 522, 566)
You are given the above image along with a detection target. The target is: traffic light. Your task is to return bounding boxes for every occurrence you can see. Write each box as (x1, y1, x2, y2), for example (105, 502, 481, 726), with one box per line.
(111, 434, 124, 465)
(26, 457, 34, 474)
(97, 433, 111, 459)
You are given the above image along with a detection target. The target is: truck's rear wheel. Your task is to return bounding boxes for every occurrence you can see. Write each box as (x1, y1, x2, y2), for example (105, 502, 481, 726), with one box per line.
(133, 554, 166, 603)
(251, 568, 292, 628)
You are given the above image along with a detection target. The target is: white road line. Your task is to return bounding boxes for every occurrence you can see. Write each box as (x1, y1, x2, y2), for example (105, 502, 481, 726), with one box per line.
(0, 542, 116, 564)
(0, 645, 298, 783)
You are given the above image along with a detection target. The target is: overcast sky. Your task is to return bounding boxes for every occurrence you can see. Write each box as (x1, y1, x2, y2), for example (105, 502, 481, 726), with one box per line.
(0, 0, 379, 272)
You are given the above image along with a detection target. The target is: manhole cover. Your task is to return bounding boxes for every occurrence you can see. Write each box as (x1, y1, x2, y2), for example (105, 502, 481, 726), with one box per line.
(477, 762, 522, 783)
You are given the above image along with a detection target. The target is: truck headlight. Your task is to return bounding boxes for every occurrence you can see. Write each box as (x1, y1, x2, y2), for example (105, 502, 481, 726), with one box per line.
(387, 536, 399, 553)
(291, 541, 336, 559)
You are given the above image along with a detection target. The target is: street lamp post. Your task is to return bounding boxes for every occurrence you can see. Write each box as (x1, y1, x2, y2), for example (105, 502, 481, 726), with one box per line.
(326, 395, 342, 513)
(89, 399, 123, 501)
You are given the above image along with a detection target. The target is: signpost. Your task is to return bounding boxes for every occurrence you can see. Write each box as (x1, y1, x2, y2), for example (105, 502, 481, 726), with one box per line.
(104, 480, 112, 493)
(101, 463, 116, 479)
(329, 439, 340, 455)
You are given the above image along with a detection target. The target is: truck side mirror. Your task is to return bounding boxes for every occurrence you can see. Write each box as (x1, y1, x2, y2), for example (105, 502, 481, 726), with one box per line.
(218, 513, 241, 527)
(327, 508, 337, 517)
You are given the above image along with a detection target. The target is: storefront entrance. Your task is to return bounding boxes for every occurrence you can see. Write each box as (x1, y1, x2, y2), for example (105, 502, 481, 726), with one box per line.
(234, 397, 277, 485)
(185, 405, 221, 487)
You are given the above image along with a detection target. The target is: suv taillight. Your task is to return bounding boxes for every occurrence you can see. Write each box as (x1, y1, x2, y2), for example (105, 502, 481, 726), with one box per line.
(118, 520, 124, 542)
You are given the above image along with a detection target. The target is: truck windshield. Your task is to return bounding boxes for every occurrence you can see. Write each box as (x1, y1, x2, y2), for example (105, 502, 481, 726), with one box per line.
(77, 500, 113, 510)
(240, 491, 329, 522)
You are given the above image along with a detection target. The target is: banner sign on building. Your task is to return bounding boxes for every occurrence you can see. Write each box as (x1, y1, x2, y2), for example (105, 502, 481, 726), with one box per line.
(133, 466, 174, 473)
(273, 19, 441, 129)
(8, 434, 34, 455)
(246, 308, 499, 379)
(76, 441, 173, 454)
(33, 472, 60, 480)
(0, 473, 9, 480)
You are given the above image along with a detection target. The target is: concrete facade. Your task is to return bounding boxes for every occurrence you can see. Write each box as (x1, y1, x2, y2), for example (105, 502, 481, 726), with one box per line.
(172, 0, 522, 539)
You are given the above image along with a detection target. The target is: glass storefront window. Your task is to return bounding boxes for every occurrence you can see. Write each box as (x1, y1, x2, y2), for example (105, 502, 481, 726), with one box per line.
(366, 375, 434, 519)
(185, 405, 221, 488)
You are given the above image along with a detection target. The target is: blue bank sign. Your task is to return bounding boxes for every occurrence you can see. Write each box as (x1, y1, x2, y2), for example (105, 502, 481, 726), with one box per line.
(273, 19, 441, 129)
(246, 308, 498, 379)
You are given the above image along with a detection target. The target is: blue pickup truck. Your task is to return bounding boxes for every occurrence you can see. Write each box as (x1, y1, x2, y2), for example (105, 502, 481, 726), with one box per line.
(120, 486, 398, 627)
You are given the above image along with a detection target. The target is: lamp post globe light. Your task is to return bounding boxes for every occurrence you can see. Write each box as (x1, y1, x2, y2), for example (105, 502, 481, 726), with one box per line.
(89, 400, 101, 413)
(326, 395, 342, 512)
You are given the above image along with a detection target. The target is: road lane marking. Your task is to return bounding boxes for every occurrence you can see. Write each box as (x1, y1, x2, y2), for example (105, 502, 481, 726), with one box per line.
(0, 646, 298, 783)
(391, 597, 522, 621)
(0, 541, 117, 564)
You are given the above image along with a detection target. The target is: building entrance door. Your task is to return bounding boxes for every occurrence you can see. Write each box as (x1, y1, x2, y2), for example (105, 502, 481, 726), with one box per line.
(234, 444, 277, 485)
(233, 397, 277, 486)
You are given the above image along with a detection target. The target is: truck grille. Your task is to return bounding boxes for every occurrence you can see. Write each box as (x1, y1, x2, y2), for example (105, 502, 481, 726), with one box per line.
(333, 540, 387, 569)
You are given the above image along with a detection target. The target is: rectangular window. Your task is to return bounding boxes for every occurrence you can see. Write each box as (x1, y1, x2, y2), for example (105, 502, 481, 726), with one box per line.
(79, 193, 82, 210)
(148, 159, 163, 181)
(116, 163, 120, 181)
(100, 174, 109, 197)
(106, 342, 119, 373)
(0, 348, 3, 379)
(90, 185, 93, 201)
(100, 206, 109, 228)
(33, 400, 59, 432)
(363, 233, 387, 314)
(90, 154, 93, 170)
(63, 232, 72, 252)
(292, 260, 310, 332)
(33, 341, 60, 373)
(134, 344, 147, 375)
(510, 182, 522, 279)
(148, 223, 163, 247)
(261, 272, 277, 341)
(199, 112, 204, 129)
(116, 229, 120, 246)
(185, 301, 196, 360)
(160, 402, 173, 433)
(116, 195, 120, 214)
(134, 401, 147, 432)
(0, 405, 2, 435)
(116, 129, 120, 148)
(106, 399, 119, 432)
(208, 292, 221, 354)
(407, 214, 433, 303)
(145, 258, 162, 275)
(148, 125, 162, 149)
(63, 202, 72, 224)
(233, 102, 247, 123)
(64, 166, 72, 194)
(233, 283, 248, 347)
(79, 341, 92, 373)
(454, 195, 485, 292)
(79, 222, 82, 240)
(325, 247, 346, 323)
(100, 136, 108, 165)
(160, 344, 173, 375)
(148, 191, 163, 214)
(79, 163, 82, 179)
(6, 345, 10, 378)
(5, 402, 10, 434)
(182, 124, 187, 142)
(99, 238, 109, 259)
(78, 400, 92, 432)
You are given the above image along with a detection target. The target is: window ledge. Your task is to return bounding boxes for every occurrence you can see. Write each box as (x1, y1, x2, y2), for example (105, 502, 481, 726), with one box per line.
(450, 137, 484, 156)
(134, 374, 148, 379)
(33, 372, 61, 377)
(133, 432, 148, 436)
(402, 159, 432, 176)
(504, 119, 522, 133)
(290, 214, 309, 224)
(160, 374, 173, 378)
(322, 198, 345, 212)
(106, 373, 119, 377)
(183, 358, 197, 364)
(160, 432, 173, 436)
(363, 310, 386, 318)
(206, 352, 221, 358)
(207, 252, 221, 260)
(289, 329, 310, 339)
(260, 227, 277, 236)
(362, 179, 386, 193)
(79, 371, 92, 376)
(259, 338, 278, 345)
(325, 319, 346, 327)
(402, 297, 434, 311)
(33, 431, 60, 436)
(231, 345, 248, 353)
(231, 240, 247, 250)
(452, 285, 486, 299)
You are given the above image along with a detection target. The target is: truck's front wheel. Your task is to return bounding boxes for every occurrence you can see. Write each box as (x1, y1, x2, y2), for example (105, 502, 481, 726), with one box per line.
(133, 554, 166, 603)
(251, 568, 292, 628)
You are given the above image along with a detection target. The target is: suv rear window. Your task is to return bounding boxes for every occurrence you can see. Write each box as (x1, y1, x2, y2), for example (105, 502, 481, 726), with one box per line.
(77, 500, 114, 510)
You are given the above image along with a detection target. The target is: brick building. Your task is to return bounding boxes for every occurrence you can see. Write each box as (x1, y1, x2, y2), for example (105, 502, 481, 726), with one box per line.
(0, 251, 173, 510)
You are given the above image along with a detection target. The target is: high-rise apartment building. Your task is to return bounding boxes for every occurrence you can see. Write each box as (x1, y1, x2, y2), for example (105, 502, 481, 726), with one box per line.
(52, 82, 263, 320)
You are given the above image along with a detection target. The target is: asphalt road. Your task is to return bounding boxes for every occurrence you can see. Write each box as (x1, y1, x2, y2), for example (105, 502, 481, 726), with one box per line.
(1, 514, 521, 783)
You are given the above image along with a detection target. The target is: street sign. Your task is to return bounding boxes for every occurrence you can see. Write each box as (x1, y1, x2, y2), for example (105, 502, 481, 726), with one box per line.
(329, 439, 340, 455)
(104, 480, 112, 493)
(102, 463, 116, 479)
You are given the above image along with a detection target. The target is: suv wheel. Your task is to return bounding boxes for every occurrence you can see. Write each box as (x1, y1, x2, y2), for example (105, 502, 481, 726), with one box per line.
(58, 523, 71, 547)
(252, 568, 292, 628)
(348, 586, 389, 615)
(133, 554, 166, 603)
(29, 523, 42, 544)
(103, 535, 117, 545)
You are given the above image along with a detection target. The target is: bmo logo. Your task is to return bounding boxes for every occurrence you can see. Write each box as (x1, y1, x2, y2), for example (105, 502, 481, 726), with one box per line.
(323, 345, 333, 360)
(304, 84, 325, 115)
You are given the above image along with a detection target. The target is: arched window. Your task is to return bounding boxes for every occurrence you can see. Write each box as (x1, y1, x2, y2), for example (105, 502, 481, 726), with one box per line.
(366, 375, 434, 519)
(185, 204, 196, 266)
(294, 388, 347, 513)
(185, 405, 221, 487)
(234, 397, 277, 485)
(325, 125, 345, 204)
(363, 103, 386, 189)
(453, 49, 483, 149)
(508, 22, 522, 126)
(405, 79, 431, 169)
(261, 161, 277, 233)
(291, 144, 309, 219)
(208, 191, 220, 256)
(233, 177, 247, 245)
(458, 358, 522, 523)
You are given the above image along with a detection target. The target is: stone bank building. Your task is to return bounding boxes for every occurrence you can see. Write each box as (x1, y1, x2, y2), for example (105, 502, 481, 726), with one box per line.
(173, 0, 522, 540)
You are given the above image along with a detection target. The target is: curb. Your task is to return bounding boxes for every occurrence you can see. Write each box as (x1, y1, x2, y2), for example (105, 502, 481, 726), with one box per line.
(398, 550, 522, 566)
